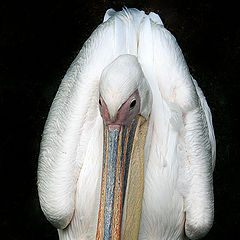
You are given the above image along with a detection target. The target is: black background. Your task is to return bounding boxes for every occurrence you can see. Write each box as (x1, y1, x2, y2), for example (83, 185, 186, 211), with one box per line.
(0, 0, 239, 239)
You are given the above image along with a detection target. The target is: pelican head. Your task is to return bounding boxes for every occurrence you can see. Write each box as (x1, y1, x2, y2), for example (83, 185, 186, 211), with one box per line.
(97, 54, 152, 239)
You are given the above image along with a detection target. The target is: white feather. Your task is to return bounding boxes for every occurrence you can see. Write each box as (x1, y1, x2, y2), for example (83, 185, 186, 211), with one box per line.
(38, 8, 215, 240)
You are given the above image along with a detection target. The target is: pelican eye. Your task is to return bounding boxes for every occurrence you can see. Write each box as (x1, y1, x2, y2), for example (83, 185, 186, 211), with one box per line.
(130, 99, 136, 110)
(99, 99, 102, 106)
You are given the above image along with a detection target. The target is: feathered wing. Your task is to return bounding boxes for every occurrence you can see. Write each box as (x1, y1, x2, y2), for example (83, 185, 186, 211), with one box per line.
(37, 17, 117, 229)
(138, 14, 216, 239)
(142, 17, 216, 239)
(192, 78, 216, 169)
(181, 80, 215, 239)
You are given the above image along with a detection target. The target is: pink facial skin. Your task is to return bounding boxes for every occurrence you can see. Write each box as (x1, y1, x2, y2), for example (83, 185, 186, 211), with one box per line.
(99, 90, 140, 130)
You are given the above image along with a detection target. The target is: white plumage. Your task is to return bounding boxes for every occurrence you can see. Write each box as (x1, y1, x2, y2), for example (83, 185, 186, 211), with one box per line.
(38, 8, 215, 240)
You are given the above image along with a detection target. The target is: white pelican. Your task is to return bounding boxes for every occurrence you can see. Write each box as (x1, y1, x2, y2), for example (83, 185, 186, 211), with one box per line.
(37, 8, 216, 240)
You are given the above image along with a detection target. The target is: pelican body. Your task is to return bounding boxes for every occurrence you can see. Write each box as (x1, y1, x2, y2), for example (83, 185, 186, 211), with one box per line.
(38, 8, 216, 240)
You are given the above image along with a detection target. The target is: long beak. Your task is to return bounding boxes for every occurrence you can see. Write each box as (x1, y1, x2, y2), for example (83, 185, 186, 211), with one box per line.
(96, 116, 149, 240)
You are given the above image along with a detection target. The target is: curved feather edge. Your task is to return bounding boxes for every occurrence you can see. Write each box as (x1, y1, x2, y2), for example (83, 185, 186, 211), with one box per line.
(145, 20, 215, 239)
(192, 77, 216, 169)
(37, 18, 116, 229)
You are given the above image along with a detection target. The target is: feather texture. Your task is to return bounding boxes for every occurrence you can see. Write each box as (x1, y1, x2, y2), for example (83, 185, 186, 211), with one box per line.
(38, 8, 215, 239)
